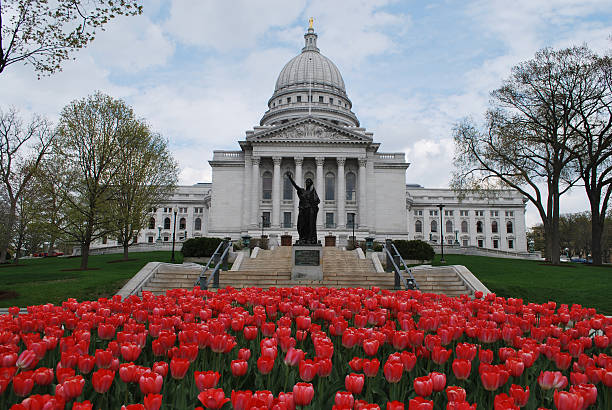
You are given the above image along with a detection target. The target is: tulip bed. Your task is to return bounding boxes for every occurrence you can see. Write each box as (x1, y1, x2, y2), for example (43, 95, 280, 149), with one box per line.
(0, 287, 611, 410)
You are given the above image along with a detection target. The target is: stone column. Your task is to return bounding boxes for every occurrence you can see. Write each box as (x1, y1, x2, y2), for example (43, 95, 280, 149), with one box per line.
(272, 156, 282, 228)
(336, 157, 346, 229)
(315, 157, 325, 229)
(358, 158, 367, 229)
(241, 155, 251, 230)
(250, 156, 260, 228)
(293, 157, 303, 228)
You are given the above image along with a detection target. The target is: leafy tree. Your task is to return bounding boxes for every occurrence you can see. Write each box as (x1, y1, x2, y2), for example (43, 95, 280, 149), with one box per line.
(53, 92, 131, 270)
(453, 47, 587, 264)
(0, 0, 142, 77)
(0, 107, 55, 263)
(108, 119, 178, 260)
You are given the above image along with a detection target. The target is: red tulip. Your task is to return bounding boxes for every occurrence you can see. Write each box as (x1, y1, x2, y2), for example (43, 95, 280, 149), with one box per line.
(431, 346, 451, 365)
(296, 315, 311, 330)
(335, 391, 355, 408)
(570, 383, 597, 407)
(92, 369, 115, 393)
(293, 382, 315, 406)
(479, 349, 494, 364)
(95, 349, 113, 369)
(343, 329, 359, 348)
(238, 348, 251, 361)
(73, 401, 93, 410)
(452, 359, 471, 380)
(505, 357, 525, 377)
(349, 357, 363, 371)
(243, 326, 258, 340)
(537, 371, 567, 390)
(317, 357, 332, 377)
(493, 393, 518, 410)
(121, 343, 142, 362)
(363, 358, 380, 377)
(152, 361, 168, 378)
(56, 375, 85, 401)
(231, 359, 248, 377)
(553, 390, 584, 410)
(139, 371, 163, 395)
(383, 361, 403, 383)
(78, 355, 95, 374)
(170, 357, 190, 379)
(446, 386, 467, 402)
(13, 372, 34, 397)
(413, 376, 433, 397)
(231, 390, 253, 410)
(98, 323, 116, 340)
(299, 359, 319, 382)
(509, 384, 529, 407)
(284, 347, 305, 366)
(363, 339, 380, 356)
(198, 388, 230, 409)
(144, 393, 163, 410)
(408, 396, 433, 410)
(474, 291, 483, 299)
(194, 371, 220, 391)
(257, 356, 275, 375)
(446, 401, 477, 410)
(33, 367, 54, 386)
(121, 405, 145, 410)
(387, 401, 405, 410)
(480, 369, 506, 391)
(16, 350, 38, 370)
(345, 373, 365, 395)
(429, 371, 446, 392)
(553, 352, 572, 370)
(455, 343, 477, 361)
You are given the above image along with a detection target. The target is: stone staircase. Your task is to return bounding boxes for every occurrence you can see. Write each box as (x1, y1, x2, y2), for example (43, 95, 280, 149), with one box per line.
(136, 247, 474, 296)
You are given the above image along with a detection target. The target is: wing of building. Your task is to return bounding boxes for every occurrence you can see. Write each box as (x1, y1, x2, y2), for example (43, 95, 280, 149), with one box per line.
(100, 26, 528, 253)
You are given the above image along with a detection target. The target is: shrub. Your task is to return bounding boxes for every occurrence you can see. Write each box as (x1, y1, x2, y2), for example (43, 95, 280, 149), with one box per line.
(181, 237, 225, 257)
(393, 240, 435, 261)
(250, 237, 269, 250)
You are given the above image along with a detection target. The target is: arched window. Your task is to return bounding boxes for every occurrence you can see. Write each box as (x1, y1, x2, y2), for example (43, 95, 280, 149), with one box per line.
(164, 217, 171, 230)
(325, 172, 335, 200)
(283, 174, 293, 200)
(148, 217, 155, 229)
(446, 220, 453, 233)
(492, 220, 498, 233)
(194, 218, 202, 231)
(506, 221, 513, 233)
(461, 220, 468, 233)
(476, 221, 483, 233)
(431, 220, 437, 232)
(262, 171, 272, 200)
(346, 172, 356, 201)
(179, 217, 186, 230)
(415, 220, 422, 233)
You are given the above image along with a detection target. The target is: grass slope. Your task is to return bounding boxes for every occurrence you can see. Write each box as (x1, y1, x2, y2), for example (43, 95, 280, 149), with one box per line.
(0, 251, 182, 308)
(431, 254, 612, 315)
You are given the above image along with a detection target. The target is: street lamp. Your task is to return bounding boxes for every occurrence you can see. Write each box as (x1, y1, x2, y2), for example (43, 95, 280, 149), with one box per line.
(261, 214, 266, 237)
(157, 226, 162, 243)
(437, 204, 445, 263)
(170, 207, 178, 263)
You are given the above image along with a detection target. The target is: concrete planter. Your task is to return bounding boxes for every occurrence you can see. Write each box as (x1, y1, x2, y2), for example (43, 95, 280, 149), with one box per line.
(183, 257, 210, 264)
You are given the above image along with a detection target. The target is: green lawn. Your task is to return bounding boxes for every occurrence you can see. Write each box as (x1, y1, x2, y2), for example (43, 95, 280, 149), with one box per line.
(0, 251, 182, 308)
(430, 254, 612, 315)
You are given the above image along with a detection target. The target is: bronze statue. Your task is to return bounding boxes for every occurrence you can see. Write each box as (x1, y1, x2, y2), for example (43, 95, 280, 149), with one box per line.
(286, 172, 319, 244)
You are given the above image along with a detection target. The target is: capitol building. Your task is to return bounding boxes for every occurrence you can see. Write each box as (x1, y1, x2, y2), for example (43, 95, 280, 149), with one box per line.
(119, 26, 528, 253)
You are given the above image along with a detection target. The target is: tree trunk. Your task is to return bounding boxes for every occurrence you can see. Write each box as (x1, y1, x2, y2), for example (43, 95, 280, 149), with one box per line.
(123, 243, 129, 261)
(0, 203, 17, 263)
(80, 241, 90, 270)
(590, 206, 603, 265)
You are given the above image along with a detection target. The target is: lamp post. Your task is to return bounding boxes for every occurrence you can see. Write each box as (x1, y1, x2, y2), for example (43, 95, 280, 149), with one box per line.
(170, 207, 178, 263)
(157, 226, 162, 243)
(437, 204, 445, 263)
(350, 212, 356, 249)
(261, 214, 266, 237)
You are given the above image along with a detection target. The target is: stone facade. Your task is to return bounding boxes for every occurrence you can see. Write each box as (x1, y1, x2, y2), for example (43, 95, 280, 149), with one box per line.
(93, 26, 527, 253)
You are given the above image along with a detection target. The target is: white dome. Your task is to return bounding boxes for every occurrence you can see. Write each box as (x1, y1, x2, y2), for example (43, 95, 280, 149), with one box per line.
(274, 50, 346, 93)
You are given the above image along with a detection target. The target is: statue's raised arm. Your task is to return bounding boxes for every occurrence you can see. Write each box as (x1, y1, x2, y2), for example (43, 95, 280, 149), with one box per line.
(285, 171, 300, 190)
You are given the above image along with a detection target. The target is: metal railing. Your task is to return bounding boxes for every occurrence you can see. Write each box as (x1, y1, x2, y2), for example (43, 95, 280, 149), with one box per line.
(195, 239, 231, 290)
(382, 241, 419, 290)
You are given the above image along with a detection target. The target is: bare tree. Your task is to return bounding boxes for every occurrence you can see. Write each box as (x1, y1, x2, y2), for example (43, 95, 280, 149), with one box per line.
(453, 47, 586, 264)
(0, 0, 142, 77)
(0, 107, 54, 262)
(109, 120, 178, 260)
(54, 92, 131, 270)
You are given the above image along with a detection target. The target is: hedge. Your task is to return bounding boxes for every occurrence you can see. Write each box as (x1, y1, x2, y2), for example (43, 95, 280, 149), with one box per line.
(181, 237, 225, 257)
(393, 239, 435, 261)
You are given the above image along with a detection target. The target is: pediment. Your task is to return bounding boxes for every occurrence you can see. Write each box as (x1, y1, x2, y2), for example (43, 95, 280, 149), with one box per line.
(248, 117, 371, 144)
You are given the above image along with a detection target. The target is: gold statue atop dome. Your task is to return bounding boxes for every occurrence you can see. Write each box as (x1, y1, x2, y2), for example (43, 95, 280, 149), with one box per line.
(309, 17, 313, 29)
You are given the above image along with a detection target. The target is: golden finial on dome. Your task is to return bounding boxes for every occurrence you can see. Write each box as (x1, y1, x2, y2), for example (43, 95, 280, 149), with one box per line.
(309, 17, 314, 29)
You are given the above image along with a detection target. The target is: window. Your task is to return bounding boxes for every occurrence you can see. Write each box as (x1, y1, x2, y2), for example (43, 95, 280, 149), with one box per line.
(461, 220, 468, 233)
(431, 220, 437, 232)
(447, 239, 454, 245)
(325, 212, 334, 228)
(278, 99, 281, 105)
(475, 210, 484, 217)
(262, 171, 272, 200)
(445, 220, 453, 233)
(164, 217, 171, 230)
(325, 172, 335, 200)
(164, 207, 172, 213)
(490, 210, 499, 217)
(445, 210, 453, 216)
(194, 218, 202, 231)
(505, 221, 513, 233)
(194, 207, 203, 214)
(505, 211, 514, 217)
(478, 239, 484, 248)
(283, 175, 293, 200)
(429, 210, 438, 216)
(346, 172, 356, 201)
(283, 212, 292, 228)
(508, 239, 514, 249)
(319, 96, 324, 103)
(414, 210, 423, 216)
(296, 96, 302, 102)
(262, 212, 270, 228)
(493, 239, 499, 249)
(492, 221, 498, 233)
(415, 220, 422, 233)
(347, 213, 356, 228)
(179, 218, 186, 230)
(148, 236, 154, 243)
(178, 207, 188, 213)
(287, 97, 291, 103)
(163, 236, 169, 242)
(460, 210, 469, 216)
(462, 239, 468, 247)
(148, 218, 155, 229)
(329, 98, 334, 104)
(476, 221, 483, 233)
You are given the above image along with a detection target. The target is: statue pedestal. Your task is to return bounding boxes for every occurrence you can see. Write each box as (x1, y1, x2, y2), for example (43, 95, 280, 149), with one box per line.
(291, 244, 323, 281)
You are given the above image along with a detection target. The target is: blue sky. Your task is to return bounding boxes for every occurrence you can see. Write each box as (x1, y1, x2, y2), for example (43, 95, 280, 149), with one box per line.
(2, 0, 611, 227)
